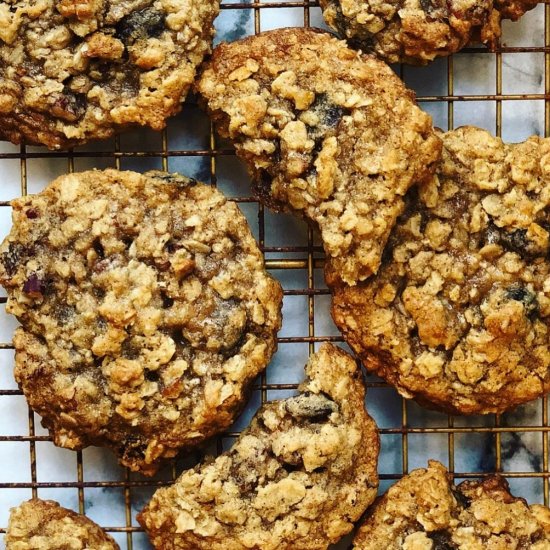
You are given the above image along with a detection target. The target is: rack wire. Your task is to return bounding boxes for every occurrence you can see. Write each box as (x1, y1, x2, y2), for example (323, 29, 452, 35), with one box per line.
(0, 3, 548, 549)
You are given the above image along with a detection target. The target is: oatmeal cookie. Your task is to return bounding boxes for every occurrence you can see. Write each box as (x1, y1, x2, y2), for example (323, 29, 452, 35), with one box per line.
(138, 343, 380, 549)
(5, 498, 119, 550)
(0, 169, 282, 475)
(197, 28, 441, 286)
(319, 0, 539, 65)
(0, 0, 219, 149)
(332, 126, 550, 415)
(353, 460, 550, 549)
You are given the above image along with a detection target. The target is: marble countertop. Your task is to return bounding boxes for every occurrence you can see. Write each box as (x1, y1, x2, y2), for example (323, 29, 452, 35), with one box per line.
(0, 4, 547, 549)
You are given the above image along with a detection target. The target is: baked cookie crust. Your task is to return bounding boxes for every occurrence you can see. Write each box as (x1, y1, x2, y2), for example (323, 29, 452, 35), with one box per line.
(0, 0, 219, 149)
(0, 169, 282, 474)
(319, 0, 539, 64)
(138, 343, 380, 549)
(197, 27, 441, 286)
(5, 498, 119, 550)
(353, 460, 550, 549)
(332, 126, 550, 415)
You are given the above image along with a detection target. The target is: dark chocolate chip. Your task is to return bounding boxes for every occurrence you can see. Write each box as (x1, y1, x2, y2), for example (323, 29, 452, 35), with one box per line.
(25, 208, 39, 219)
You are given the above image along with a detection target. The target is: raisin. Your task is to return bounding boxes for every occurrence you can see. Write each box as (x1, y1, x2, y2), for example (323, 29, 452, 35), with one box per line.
(145, 369, 160, 383)
(54, 304, 75, 322)
(50, 90, 86, 122)
(484, 223, 544, 257)
(1, 243, 26, 277)
(164, 239, 178, 253)
(285, 392, 336, 422)
(282, 462, 302, 474)
(161, 291, 174, 309)
(428, 530, 457, 549)
(120, 436, 148, 460)
(314, 94, 345, 128)
(506, 285, 538, 317)
(116, 8, 166, 44)
(121, 340, 140, 360)
(92, 238, 105, 258)
(307, 93, 348, 143)
(23, 273, 45, 297)
(452, 487, 471, 509)
(500, 228, 529, 253)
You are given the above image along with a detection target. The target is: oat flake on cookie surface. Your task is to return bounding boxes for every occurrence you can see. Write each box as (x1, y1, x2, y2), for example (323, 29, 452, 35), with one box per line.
(5, 498, 120, 550)
(0, 169, 282, 475)
(332, 126, 550, 415)
(138, 343, 380, 550)
(197, 27, 441, 286)
(0, 0, 219, 149)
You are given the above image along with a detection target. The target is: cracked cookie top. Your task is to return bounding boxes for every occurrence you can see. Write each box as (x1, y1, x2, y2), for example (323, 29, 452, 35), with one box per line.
(319, 0, 539, 64)
(332, 126, 550, 415)
(138, 343, 380, 550)
(196, 27, 441, 286)
(5, 498, 119, 550)
(0, 169, 282, 474)
(353, 461, 550, 549)
(0, 0, 219, 149)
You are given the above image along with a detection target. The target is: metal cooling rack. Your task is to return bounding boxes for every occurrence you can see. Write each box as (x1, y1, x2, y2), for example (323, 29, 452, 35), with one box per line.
(0, 3, 548, 549)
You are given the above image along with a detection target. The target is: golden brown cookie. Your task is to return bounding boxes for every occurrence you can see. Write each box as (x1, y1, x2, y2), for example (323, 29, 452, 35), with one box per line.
(332, 126, 550, 415)
(0, 169, 282, 474)
(319, 0, 539, 64)
(197, 27, 441, 286)
(138, 343, 380, 549)
(0, 0, 219, 149)
(353, 461, 550, 549)
(5, 498, 119, 550)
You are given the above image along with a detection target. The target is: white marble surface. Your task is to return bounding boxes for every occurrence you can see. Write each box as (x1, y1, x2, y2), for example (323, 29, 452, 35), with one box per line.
(0, 4, 548, 549)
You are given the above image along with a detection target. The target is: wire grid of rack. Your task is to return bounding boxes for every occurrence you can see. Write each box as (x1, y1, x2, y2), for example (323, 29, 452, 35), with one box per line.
(0, 3, 548, 549)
